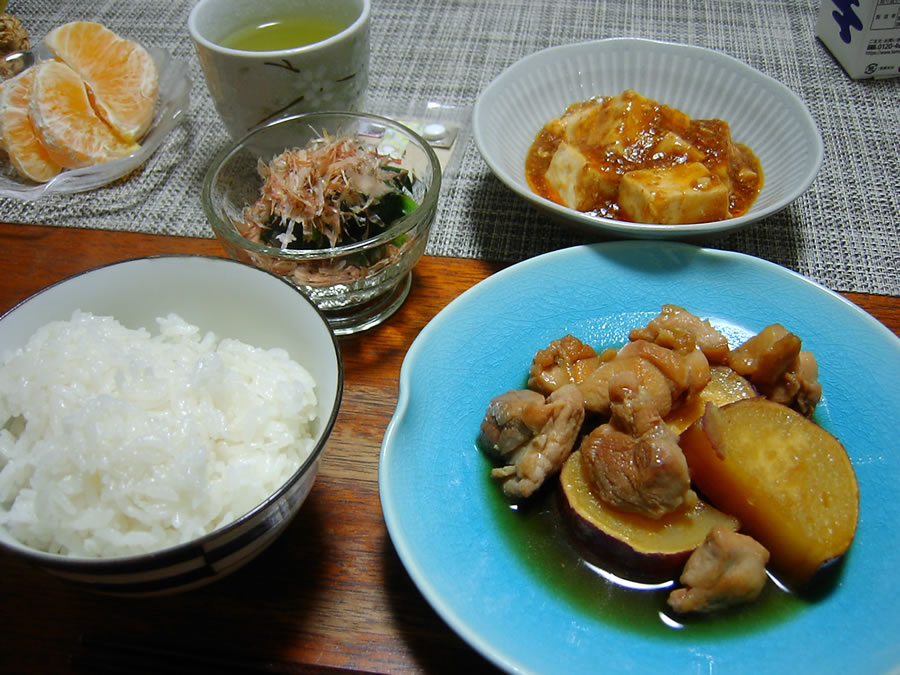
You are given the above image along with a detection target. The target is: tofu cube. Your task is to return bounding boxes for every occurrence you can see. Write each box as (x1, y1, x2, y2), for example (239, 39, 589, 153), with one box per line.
(653, 131, 705, 163)
(688, 119, 734, 189)
(545, 141, 618, 211)
(619, 162, 729, 224)
(561, 90, 691, 155)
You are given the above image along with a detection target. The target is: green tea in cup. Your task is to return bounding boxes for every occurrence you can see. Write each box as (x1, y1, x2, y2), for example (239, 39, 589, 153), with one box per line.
(220, 15, 347, 51)
(188, 0, 370, 139)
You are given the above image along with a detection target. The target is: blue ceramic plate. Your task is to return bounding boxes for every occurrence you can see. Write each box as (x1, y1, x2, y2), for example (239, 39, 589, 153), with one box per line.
(379, 241, 900, 674)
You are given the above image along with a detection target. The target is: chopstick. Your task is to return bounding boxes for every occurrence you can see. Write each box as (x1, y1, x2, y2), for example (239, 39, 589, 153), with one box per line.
(72, 632, 374, 675)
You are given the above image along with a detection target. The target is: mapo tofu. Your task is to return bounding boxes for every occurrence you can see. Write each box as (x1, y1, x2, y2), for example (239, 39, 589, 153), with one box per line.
(525, 90, 763, 224)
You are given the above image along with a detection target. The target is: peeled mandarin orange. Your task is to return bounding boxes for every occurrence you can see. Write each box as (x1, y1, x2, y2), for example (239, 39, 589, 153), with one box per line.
(44, 21, 158, 143)
(30, 60, 140, 169)
(0, 67, 62, 183)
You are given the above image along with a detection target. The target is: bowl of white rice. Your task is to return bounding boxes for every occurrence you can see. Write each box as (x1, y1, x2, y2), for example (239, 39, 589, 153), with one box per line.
(0, 255, 342, 595)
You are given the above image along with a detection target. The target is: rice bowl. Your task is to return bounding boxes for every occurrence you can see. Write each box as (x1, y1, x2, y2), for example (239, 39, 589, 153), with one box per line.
(0, 255, 342, 595)
(1, 311, 319, 558)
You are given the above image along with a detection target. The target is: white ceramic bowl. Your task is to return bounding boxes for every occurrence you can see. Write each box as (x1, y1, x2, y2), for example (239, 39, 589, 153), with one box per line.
(0, 256, 342, 595)
(473, 38, 824, 239)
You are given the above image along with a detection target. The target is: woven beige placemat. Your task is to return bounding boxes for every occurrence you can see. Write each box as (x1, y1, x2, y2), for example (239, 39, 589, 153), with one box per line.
(1, 0, 897, 296)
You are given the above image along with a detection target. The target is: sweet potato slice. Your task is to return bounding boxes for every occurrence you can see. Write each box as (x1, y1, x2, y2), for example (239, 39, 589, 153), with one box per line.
(680, 398, 858, 588)
(665, 365, 757, 435)
(559, 451, 739, 582)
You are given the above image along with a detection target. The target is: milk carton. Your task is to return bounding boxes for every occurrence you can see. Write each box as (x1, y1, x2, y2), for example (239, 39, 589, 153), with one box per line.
(816, 0, 900, 79)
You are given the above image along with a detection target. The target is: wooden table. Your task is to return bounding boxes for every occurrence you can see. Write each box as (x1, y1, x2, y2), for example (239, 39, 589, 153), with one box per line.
(1, 223, 897, 674)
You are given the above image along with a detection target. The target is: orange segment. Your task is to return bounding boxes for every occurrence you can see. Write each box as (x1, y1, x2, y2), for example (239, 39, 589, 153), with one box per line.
(45, 21, 158, 143)
(30, 60, 140, 169)
(0, 68, 63, 183)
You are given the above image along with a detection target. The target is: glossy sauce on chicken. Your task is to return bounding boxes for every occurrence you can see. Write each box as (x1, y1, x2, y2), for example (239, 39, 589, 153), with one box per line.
(525, 90, 763, 223)
(476, 304, 831, 628)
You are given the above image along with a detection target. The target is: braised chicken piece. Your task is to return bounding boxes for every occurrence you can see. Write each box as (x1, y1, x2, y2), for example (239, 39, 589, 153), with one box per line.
(577, 339, 710, 417)
(479, 384, 585, 499)
(629, 304, 730, 364)
(727, 323, 800, 384)
(527, 334, 601, 396)
(727, 324, 822, 415)
(764, 351, 822, 417)
(579, 370, 695, 518)
(478, 389, 548, 458)
(667, 526, 770, 614)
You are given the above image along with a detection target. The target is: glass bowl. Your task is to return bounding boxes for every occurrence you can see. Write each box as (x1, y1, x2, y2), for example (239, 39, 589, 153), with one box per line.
(0, 45, 191, 201)
(202, 111, 442, 335)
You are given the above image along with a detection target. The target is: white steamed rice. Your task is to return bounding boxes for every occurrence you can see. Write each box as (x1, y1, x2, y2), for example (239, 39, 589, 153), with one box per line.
(0, 311, 318, 558)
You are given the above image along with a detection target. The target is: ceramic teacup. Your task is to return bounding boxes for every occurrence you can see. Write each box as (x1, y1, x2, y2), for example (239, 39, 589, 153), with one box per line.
(188, 0, 370, 140)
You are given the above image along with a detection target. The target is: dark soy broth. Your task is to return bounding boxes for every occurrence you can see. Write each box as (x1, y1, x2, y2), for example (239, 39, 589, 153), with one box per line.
(478, 449, 810, 640)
